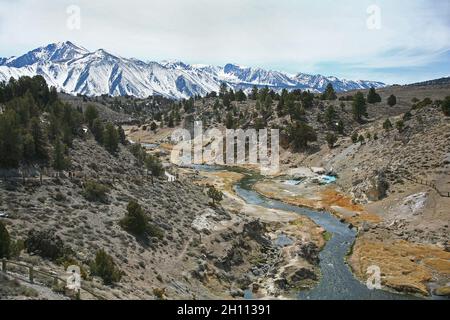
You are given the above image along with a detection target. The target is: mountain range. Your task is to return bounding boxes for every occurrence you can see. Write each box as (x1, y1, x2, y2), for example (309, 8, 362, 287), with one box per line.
(0, 41, 386, 99)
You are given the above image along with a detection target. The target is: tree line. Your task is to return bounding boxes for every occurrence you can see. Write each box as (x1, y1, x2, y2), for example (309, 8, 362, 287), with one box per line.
(0, 76, 126, 170)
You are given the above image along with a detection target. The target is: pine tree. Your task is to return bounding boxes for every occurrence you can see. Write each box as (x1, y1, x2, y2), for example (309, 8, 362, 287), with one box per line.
(442, 96, 450, 116)
(396, 120, 405, 133)
(91, 119, 104, 143)
(251, 86, 259, 100)
(225, 112, 234, 129)
(52, 139, 69, 171)
(324, 105, 336, 125)
(207, 186, 223, 206)
(0, 221, 11, 258)
(383, 118, 393, 131)
(326, 133, 338, 149)
(289, 121, 317, 149)
(352, 92, 367, 122)
(103, 123, 119, 153)
(322, 83, 337, 100)
(337, 120, 344, 134)
(387, 94, 397, 107)
(0, 110, 23, 168)
(22, 133, 36, 160)
(120, 200, 148, 236)
(84, 104, 99, 128)
(145, 154, 163, 177)
(118, 126, 127, 145)
(367, 87, 381, 104)
(30, 117, 48, 160)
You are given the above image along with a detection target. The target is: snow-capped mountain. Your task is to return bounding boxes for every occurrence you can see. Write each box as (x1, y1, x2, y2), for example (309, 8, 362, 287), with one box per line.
(0, 41, 385, 99)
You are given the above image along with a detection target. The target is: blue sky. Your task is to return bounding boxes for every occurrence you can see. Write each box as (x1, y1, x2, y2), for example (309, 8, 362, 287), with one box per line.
(0, 0, 449, 84)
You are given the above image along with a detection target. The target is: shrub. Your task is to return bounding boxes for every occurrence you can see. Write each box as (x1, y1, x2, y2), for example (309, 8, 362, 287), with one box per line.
(9, 239, 25, 258)
(24, 229, 67, 260)
(387, 94, 397, 107)
(145, 154, 164, 177)
(207, 186, 224, 206)
(120, 201, 164, 239)
(403, 111, 412, 121)
(358, 135, 365, 144)
(325, 133, 337, 149)
(288, 121, 317, 149)
(153, 287, 166, 300)
(82, 181, 109, 203)
(442, 96, 450, 116)
(396, 120, 405, 133)
(90, 249, 122, 285)
(367, 87, 382, 104)
(0, 221, 11, 258)
(129, 144, 146, 167)
(351, 132, 358, 143)
(120, 201, 148, 236)
(383, 118, 393, 131)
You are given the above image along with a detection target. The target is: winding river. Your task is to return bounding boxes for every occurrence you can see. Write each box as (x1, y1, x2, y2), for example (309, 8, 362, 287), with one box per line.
(196, 165, 418, 300)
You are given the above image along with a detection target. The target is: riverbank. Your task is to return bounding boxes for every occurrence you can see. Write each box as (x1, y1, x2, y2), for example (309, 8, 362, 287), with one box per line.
(251, 176, 450, 297)
(188, 168, 327, 298)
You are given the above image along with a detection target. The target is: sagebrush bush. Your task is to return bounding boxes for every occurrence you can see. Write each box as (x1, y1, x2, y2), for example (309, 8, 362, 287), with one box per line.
(120, 200, 164, 240)
(82, 181, 109, 203)
(90, 249, 122, 285)
(24, 229, 68, 260)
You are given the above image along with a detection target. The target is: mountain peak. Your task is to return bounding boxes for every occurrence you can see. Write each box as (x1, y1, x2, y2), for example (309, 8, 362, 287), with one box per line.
(0, 41, 386, 99)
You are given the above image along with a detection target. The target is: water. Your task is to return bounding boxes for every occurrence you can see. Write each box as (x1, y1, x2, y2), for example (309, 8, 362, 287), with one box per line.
(193, 165, 421, 300)
(233, 174, 418, 300)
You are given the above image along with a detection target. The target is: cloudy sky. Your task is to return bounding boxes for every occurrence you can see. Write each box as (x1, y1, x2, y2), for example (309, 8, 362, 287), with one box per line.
(0, 0, 449, 84)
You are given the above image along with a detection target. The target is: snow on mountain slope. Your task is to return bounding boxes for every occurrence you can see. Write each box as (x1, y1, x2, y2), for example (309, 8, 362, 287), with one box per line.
(0, 42, 385, 99)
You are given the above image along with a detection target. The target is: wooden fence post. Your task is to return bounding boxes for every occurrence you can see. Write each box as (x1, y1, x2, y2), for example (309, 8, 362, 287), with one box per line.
(2, 259, 6, 272)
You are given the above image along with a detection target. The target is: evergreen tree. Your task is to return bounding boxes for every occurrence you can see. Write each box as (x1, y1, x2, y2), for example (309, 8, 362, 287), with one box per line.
(225, 112, 234, 129)
(387, 94, 397, 107)
(337, 120, 344, 134)
(207, 186, 223, 206)
(352, 92, 367, 122)
(367, 87, 382, 104)
(0, 110, 23, 168)
(22, 133, 36, 160)
(84, 104, 99, 127)
(223, 94, 231, 109)
(120, 200, 148, 236)
(145, 154, 164, 177)
(325, 133, 338, 149)
(396, 120, 405, 133)
(90, 249, 122, 285)
(103, 123, 119, 153)
(91, 119, 104, 143)
(442, 96, 450, 116)
(236, 89, 247, 102)
(251, 86, 259, 100)
(322, 83, 337, 100)
(289, 121, 317, 149)
(30, 117, 48, 160)
(117, 126, 127, 145)
(324, 105, 336, 125)
(383, 118, 393, 131)
(0, 221, 11, 258)
(52, 139, 69, 171)
(219, 83, 228, 98)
